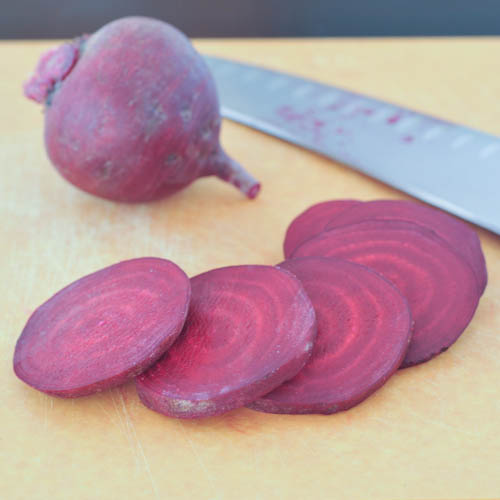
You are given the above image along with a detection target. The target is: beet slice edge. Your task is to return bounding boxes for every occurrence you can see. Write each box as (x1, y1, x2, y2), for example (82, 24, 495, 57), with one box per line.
(283, 199, 361, 259)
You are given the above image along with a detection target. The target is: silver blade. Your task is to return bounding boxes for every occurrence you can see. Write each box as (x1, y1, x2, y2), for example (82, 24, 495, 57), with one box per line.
(204, 55, 500, 235)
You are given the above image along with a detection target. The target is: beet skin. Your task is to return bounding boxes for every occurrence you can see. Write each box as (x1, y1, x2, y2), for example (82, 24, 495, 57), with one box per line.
(24, 17, 260, 202)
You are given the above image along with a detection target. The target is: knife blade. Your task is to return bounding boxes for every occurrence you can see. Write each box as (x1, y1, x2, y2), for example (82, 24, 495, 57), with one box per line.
(203, 55, 500, 235)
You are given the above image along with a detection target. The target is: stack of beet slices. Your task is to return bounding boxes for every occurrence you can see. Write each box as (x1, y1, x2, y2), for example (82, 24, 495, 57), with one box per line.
(13, 200, 486, 418)
(287, 200, 485, 367)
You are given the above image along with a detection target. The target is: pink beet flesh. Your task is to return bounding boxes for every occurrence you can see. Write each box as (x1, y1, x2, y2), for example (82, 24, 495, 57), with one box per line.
(325, 199, 487, 294)
(293, 220, 480, 367)
(136, 265, 317, 418)
(250, 257, 412, 415)
(26, 17, 260, 202)
(14, 258, 191, 397)
(283, 199, 361, 258)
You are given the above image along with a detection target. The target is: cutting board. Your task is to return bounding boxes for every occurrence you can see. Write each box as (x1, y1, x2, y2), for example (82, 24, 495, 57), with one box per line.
(1, 38, 499, 500)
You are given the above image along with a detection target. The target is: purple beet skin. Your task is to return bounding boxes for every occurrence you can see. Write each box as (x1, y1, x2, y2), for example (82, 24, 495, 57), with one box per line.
(24, 17, 260, 202)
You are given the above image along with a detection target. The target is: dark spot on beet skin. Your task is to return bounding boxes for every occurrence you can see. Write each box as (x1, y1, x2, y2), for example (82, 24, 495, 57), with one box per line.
(166, 153, 179, 164)
(97, 161, 112, 179)
(180, 108, 192, 123)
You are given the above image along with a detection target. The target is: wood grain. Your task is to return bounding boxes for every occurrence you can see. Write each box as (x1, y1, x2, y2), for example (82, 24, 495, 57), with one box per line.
(1, 38, 499, 500)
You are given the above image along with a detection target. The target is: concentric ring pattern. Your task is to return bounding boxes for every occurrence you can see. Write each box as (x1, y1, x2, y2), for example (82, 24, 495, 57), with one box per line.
(14, 257, 191, 397)
(293, 221, 480, 367)
(325, 200, 487, 293)
(250, 257, 412, 414)
(136, 265, 317, 418)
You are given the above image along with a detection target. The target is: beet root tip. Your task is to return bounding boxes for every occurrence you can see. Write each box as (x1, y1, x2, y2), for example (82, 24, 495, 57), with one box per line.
(209, 149, 261, 199)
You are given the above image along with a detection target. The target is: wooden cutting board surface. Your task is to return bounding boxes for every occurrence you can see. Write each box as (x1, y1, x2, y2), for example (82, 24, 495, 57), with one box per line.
(1, 38, 499, 500)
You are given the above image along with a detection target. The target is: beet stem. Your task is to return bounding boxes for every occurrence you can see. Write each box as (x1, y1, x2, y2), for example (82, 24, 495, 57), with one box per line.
(209, 149, 261, 199)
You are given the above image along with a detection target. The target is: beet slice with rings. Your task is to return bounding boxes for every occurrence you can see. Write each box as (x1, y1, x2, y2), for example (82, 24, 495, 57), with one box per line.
(136, 265, 317, 418)
(283, 200, 361, 258)
(249, 257, 412, 415)
(324, 199, 487, 294)
(14, 258, 191, 397)
(292, 220, 481, 367)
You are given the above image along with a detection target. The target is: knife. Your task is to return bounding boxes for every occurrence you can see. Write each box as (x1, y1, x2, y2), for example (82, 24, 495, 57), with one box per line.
(203, 55, 500, 235)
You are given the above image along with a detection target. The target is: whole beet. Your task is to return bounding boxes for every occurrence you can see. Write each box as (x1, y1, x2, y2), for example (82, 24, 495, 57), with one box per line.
(24, 17, 260, 202)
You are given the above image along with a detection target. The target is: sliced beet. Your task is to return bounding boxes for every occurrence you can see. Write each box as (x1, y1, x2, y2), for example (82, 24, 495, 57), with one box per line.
(283, 200, 361, 258)
(249, 257, 412, 415)
(292, 220, 480, 367)
(324, 199, 487, 294)
(14, 258, 191, 397)
(136, 265, 317, 418)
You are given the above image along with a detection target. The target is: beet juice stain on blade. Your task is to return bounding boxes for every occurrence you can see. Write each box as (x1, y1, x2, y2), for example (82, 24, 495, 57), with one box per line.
(13, 258, 191, 397)
(136, 265, 317, 418)
(204, 55, 500, 235)
(292, 220, 481, 367)
(250, 257, 412, 415)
